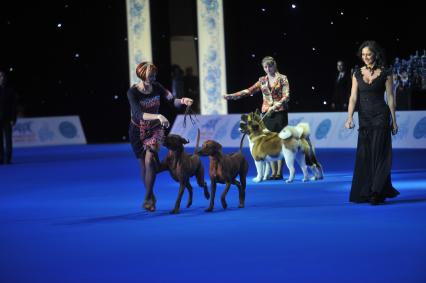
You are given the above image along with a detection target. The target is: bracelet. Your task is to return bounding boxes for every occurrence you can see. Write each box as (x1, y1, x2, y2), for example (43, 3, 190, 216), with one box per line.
(181, 98, 186, 104)
(157, 114, 161, 120)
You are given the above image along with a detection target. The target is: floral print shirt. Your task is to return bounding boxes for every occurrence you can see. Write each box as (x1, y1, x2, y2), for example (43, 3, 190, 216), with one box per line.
(233, 73, 290, 113)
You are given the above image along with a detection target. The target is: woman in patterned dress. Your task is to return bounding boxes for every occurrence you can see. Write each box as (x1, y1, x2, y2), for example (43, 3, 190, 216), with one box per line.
(224, 56, 290, 180)
(127, 62, 194, 211)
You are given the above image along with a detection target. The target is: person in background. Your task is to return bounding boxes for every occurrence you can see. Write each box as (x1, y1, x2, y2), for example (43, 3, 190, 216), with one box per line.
(0, 69, 17, 165)
(183, 67, 200, 113)
(331, 60, 352, 111)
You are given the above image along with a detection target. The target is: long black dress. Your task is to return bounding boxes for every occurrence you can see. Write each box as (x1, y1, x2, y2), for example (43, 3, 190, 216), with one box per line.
(349, 68, 400, 203)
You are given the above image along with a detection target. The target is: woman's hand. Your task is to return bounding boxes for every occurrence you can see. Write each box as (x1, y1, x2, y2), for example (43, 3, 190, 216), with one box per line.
(223, 94, 235, 100)
(345, 118, 355, 129)
(157, 114, 170, 128)
(392, 122, 398, 135)
(181, 97, 193, 106)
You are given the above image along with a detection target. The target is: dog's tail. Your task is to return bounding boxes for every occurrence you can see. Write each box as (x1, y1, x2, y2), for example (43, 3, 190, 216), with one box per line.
(193, 128, 201, 155)
(239, 133, 247, 152)
(296, 122, 310, 139)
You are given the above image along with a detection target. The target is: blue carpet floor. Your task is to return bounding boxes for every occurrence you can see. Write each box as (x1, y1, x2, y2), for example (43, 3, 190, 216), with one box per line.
(1, 144, 426, 283)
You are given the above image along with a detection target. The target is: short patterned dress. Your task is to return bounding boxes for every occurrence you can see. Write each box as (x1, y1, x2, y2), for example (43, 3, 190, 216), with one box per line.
(127, 82, 174, 158)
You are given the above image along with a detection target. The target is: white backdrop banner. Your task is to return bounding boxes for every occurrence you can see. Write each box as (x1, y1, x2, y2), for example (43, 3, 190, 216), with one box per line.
(126, 0, 152, 86)
(13, 116, 87, 147)
(197, 0, 228, 114)
(170, 111, 426, 148)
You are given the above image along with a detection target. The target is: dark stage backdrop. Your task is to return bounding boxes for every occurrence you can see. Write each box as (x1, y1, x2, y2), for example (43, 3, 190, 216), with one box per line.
(1, 0, 424, 143)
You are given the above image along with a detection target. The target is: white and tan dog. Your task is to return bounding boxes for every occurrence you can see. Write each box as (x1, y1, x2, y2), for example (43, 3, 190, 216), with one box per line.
(240, 110, 323, 183)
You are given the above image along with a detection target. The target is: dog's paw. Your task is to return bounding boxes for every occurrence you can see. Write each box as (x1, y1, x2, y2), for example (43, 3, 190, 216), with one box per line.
(205, 207, 214, 212)
(302, 178, 309, 182)
(170, 209, 180, 214)
(186, 201, 192, 208)
(252, 176, 262, 183)
(238, 203, 245, 208)
(285, 179, 294, 183)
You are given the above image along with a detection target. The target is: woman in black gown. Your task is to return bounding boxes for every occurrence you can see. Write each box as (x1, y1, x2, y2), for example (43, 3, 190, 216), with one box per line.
(345, 41, 399, 205)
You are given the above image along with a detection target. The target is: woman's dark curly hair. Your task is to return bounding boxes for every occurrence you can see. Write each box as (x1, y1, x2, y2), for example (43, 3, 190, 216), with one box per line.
(357, 40, 386, 67)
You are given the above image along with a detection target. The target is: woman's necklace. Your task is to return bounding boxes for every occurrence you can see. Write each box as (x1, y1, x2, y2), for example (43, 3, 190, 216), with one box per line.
(365, 65, 377, 76)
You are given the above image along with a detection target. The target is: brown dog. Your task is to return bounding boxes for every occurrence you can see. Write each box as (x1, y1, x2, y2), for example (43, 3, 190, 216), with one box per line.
(197, 136, 248, 212)
(159, 129, 210, 214)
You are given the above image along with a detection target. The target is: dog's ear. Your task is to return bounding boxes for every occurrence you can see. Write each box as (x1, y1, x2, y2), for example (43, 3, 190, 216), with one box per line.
(247, 112, 252, 122)
(241, 114, 248, 122)
(214, 141, 222, 151)
(255, 108, 261, 116)
(179, 136, 189, 144)
(239, 122, 248, 133)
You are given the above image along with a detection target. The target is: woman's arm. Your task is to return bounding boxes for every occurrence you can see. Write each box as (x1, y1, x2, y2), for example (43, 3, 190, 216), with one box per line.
(127, 89, 145, 122)
(223, 81, 261, 100)
(345, 75, 359, 129)
(385, 75, 398, 135)
(157, 82, 193, 108)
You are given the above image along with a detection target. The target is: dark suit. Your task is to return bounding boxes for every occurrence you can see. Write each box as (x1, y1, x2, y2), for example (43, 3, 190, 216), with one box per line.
(332, 72, 351, 111)
(0, 85, 17, 164)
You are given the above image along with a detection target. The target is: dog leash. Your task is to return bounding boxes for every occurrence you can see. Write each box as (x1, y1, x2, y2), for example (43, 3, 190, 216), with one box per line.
(183, 105, 199, 128)
(259, 111, 272, 122)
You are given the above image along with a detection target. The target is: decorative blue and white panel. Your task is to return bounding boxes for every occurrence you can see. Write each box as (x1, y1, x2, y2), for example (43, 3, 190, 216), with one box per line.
(126, 0, 152, 85)
(197, 0, 228, 114)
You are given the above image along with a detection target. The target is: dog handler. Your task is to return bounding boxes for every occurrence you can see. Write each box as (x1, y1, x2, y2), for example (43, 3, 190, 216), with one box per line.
(127, 62, 194, 212)
(224, 56, 290, 180)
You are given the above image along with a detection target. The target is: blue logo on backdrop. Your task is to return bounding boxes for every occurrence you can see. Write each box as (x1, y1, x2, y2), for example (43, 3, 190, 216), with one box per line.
(214, 125, 227, 140)
(13, 121, 33, 134)
(202, 118, 221, 131)
(315, 119, 332, 140)
(231, 121, 242, 139)
(413, 117, 426, 139)
(59, 121, 78, 139)
(38, 123, 54, 142)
